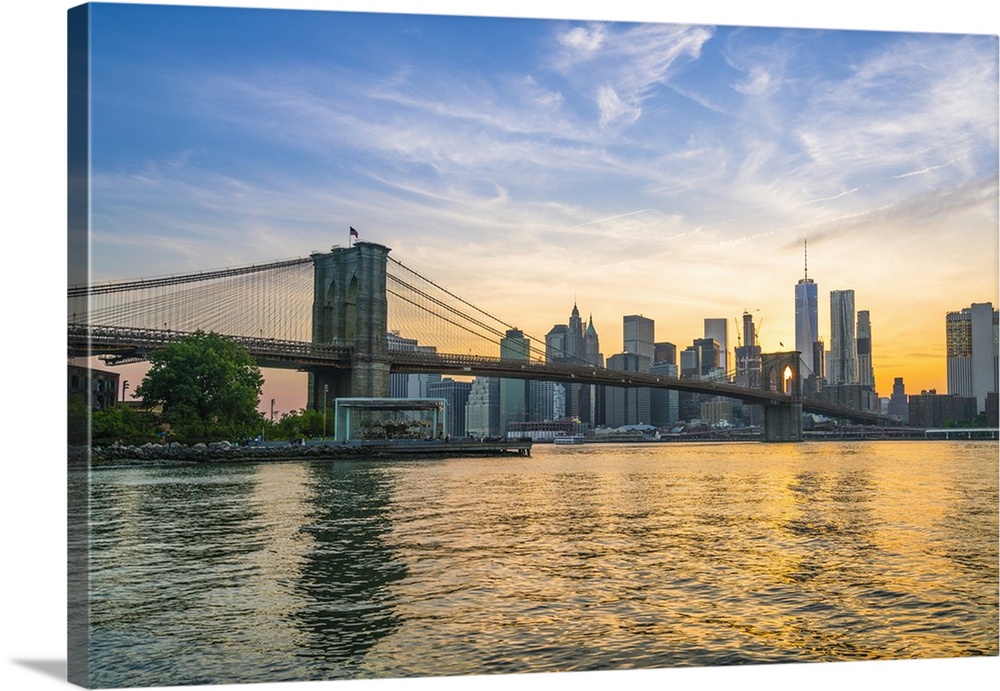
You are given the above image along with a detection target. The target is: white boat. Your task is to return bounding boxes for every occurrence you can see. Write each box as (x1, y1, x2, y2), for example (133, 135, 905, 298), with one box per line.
(553, 434, 585, 445)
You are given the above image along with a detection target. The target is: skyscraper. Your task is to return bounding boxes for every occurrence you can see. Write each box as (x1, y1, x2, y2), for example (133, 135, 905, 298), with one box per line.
(828, 289, 858, 385)
(704, 318, 728, 374)
(623, 315, 655, 362)
(547, 304, 602, 422)
(734, 311, 762, 389)
(856, 310, 875, 388)
(947, 302, 999, 413)
(465, 376, 500, 437)
(499, 329, 530, 435)
(795, 240, 819, 378)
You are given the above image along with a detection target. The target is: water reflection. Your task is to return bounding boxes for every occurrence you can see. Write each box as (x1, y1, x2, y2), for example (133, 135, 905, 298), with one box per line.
(292, 460, 407, 677)
(83, 442, 998, 687)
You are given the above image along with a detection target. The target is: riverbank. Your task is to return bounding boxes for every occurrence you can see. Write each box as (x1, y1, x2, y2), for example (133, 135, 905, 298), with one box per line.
(71, 438, 533, 467)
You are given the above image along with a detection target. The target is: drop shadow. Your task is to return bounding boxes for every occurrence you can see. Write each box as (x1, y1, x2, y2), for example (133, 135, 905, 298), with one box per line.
(11, 659, 67, 682)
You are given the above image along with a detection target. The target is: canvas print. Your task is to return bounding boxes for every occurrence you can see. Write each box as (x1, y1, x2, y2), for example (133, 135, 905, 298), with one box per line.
(67, 2, 999, 689)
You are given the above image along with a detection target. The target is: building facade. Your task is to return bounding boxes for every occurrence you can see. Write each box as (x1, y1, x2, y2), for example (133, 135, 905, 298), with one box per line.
(704, 318, 729, 374)
(795, 245, 819, 379)
(499, 329, 530, 434)
(856, 310, 875, 388)
(465, 376, 500, 438)
(623, 315, 655, 361)
(427, 378, 472, 438)
(908, 389, 978, 428)
(828, 289, 859, 386)
(946, 302, 999, 413)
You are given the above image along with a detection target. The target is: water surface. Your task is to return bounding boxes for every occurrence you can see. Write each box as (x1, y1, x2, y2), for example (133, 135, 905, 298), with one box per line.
(80, 441, 999, 687)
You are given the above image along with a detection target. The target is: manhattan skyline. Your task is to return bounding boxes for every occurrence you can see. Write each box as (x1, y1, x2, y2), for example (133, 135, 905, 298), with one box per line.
(69, 1, 999, 413)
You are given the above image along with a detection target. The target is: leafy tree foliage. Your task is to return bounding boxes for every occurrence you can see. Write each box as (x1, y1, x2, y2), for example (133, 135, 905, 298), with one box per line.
(135, 331, 265, 441)
(270, 408, 327, 440)
(91, 404, 157, 445)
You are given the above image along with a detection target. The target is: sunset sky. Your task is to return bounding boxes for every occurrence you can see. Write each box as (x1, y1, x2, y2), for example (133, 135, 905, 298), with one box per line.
(76, 1, 999, 412)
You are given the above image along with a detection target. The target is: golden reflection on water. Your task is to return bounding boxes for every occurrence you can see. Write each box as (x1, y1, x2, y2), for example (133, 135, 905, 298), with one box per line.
(86, 440, 997, 686)
(367, 441, 998, 673)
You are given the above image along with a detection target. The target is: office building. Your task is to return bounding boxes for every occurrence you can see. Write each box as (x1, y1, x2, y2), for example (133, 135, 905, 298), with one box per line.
(529, 380, 565, 422)
(704, 318, 729, 374)
(734, 311, 762, 390)
(828, 289, 859, 385)
(654, 342, 676, 366)
(693, 338, 722, 378)
(857, 310, 875, 389)
(946, 302, 999, 413)
(623, 315, 655, 361)
(427, 378, 472, 438)
(465, 377, 500, 438)
(887, 377, 909, 423)
(387, 331, 441, 398)
(547, 303, 604, 423)
(499, 329, 530, 434)
(795, 241, 820, 378)
(650, 361, 680, 428)
(604, 352, 651, 427)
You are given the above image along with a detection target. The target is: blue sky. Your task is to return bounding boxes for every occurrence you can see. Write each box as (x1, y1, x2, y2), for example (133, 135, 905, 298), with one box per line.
(81, 2, 999, 399)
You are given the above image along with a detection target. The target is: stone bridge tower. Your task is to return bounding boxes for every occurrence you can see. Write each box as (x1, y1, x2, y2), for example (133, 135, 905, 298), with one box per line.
(308, 242, 392, 409)
(760, 350, 803, 442)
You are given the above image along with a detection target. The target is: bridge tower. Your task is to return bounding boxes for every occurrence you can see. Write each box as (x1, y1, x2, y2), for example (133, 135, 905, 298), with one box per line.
(308, 242, 392, 409)
(760, 351, 803, 442)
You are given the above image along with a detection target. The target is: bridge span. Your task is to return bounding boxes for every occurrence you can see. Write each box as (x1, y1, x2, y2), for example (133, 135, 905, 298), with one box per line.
(69, 241, 890, 441)
(69, 323, 884, 433)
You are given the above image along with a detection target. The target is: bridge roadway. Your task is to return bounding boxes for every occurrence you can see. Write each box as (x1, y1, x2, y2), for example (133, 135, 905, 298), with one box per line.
(69, 324, 884, 425)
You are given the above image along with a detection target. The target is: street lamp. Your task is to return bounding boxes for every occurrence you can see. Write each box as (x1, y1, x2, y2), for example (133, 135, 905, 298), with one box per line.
(270, 398, 276, 422)
(323, 384, 329, 439)
(121, 380, 129, 404)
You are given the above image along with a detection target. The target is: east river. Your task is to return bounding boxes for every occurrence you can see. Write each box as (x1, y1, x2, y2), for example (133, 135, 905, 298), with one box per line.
(76, 440, 998, 688)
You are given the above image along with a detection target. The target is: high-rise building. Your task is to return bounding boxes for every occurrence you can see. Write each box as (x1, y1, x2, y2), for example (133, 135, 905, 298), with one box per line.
(465, 376, 500, 438)
(887, 377, 909, 423)
(548, 304, 603, 422)
(583, 315, 603, 366)
(734, 310, 762, 390)
(529, 380, 565, 422)
(623, 315, 655, 361)
(387, 331, 440, 398)
(604, 352, 652, 427)
(704, 318, 728, 374)
(427, 378, 472, 438)
(499, 329, 530, 434)
(653, 342, 676, 366)
(650, 361, 680, 427)
(856, 310, 875, 388)
(795, 241, 819, 379)
(829, 289, 858, 385)
(946, 302, 999, 413)
(693, 337, 722, 378)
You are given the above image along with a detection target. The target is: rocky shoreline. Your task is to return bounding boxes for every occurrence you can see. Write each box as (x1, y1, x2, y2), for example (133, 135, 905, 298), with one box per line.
(70, 441, 376, 467)
(70, 438, 532, 467)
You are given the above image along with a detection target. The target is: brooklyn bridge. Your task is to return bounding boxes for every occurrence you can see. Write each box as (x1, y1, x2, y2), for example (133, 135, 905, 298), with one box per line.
(67, 241, 887, 442)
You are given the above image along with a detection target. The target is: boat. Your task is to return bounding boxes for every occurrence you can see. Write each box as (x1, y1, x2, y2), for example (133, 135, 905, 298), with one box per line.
(553, 434, 585, 445)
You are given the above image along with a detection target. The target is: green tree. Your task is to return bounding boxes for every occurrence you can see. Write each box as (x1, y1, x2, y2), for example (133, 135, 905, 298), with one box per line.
(272, 408, 326, 440)
(91, 404, 156, 445)
(134, 331, 264, 441)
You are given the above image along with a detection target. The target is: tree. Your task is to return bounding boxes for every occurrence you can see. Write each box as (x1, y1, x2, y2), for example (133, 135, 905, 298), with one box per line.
(134, 331, 264, 441)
